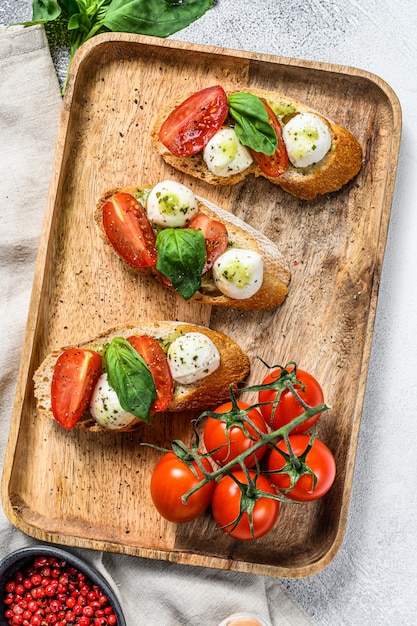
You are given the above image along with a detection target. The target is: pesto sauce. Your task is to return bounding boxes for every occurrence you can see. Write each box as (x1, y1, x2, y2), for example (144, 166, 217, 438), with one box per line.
(132, 186, 152, 206)
(267, 100, 297, 121)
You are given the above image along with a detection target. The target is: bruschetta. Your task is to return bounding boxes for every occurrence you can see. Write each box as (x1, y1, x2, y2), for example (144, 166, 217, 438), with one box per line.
(33, 321, 250, 433)
(151, 85, 363, 200)
(94, 180, 291, 311)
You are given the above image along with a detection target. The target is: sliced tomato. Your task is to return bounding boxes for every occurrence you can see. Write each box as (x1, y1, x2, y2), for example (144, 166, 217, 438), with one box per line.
(127, 335, 174, 412)
(51, 349, 102, 429)
(188, 212, 228, 273)
(102, 192, 157, 267)
(249, 100, 288, 177)
(158, 85, 229, 157)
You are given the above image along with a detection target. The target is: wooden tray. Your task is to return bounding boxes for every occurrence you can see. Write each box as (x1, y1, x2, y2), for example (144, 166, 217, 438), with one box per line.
(1, 33, 401, 578)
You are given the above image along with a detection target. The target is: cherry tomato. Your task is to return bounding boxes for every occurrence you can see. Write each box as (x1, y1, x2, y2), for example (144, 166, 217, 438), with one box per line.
(51, 349, 102, 429)
(158, 85, 229, 157)
(211, 470, 280, 541)
(188, 212, 228, 273)
(102, 192, 157, 267)
(127, 335, 174, 412)
(203, 402, 268, 469)
(268, 434, 336, 501)
(150, 452, 215, 523)
(249, 100, 288, 177)
(259, 366, 324, 434)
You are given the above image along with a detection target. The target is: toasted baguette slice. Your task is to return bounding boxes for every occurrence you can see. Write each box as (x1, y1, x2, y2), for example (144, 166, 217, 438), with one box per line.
(33, 321, 250, 433)
(95, 186, 290, 311)
(151, 87, 363, 201)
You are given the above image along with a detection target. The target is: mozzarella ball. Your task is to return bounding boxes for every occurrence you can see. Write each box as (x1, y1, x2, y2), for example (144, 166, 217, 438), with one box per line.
(203, 128, 253, 177)
(212, 248, 263, 300)
(283, 113, 332, 168)
(146, 180, 199, 227)
(89, 373, 136, 430)
(167, 332, 220, 385)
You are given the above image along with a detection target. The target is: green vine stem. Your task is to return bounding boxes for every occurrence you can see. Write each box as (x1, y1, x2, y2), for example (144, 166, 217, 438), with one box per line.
(195, 384, 272, 446)
(141, 360, 331, 518)
(180, 399, 330, 504)
(265, 427, 319, 493)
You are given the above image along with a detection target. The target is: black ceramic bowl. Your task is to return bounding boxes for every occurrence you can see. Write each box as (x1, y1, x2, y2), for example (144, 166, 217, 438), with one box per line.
(0, 545, 126, 626)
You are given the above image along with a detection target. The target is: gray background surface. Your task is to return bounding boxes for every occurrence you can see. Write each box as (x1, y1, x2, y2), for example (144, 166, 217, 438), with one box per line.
(1, 1, 416, 624)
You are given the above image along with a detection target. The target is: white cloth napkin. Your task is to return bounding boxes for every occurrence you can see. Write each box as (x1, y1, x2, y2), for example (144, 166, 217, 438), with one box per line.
(0, 24, 62, 546)
(0, 24, 314, 626)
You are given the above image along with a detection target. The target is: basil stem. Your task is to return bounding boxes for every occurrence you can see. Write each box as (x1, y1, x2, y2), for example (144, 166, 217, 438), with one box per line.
(105, 337, 157, 424)
(156, 228, 206, 301)
(228, 92, 278, 156)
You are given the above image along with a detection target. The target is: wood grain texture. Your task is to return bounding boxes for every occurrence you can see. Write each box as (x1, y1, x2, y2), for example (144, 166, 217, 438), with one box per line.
(1, 33, 401, 578)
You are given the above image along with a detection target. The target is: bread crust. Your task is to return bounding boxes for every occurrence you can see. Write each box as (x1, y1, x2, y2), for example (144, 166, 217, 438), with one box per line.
(95, 187, 291, 311)
(150, 87, 363, 200)
(33, 321, 250, 433)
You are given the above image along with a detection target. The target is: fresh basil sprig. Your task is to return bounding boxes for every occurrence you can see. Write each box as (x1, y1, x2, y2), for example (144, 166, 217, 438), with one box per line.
(227, 92, 278, 156)
(156, 228, 206, 301)
(102, 0, 214, 37)
(16, 0, 215, 92)
(105, 337, 157, 424)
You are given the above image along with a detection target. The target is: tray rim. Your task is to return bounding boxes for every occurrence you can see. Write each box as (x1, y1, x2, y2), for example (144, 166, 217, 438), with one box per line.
(1, 32, 402, 579)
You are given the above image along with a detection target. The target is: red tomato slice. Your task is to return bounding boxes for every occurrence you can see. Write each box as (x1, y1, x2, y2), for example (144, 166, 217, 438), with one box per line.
(51, 349, 102, 429)
(158, 85, 229, 157)
(127, 335, 174, 412)
(102, 192, 157, 267)
(188, 212, 228, 273)
(249, 100, 288, 177)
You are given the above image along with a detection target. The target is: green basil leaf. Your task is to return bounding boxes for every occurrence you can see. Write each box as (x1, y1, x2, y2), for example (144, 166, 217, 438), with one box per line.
(86, 0, 111, 19)
(101, 0, 214, 37)
(59, 0, 81, 15)
(156, 228, 206, 300)
(228, 92, 278, 156)
(14, 0, 61, 25)
(68, 13, 84, 31)
(68, 10, 94, 33)
(105, 337, 157, 424)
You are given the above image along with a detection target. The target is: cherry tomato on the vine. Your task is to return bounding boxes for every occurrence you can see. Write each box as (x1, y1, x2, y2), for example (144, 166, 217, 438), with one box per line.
(211, 470, 280, 541)
(127, 335, 174, 412)
(267, 434, 336, 501)
(203, 402, 268, 469)
(258, 366, 324, 434)
(249, 99, 288, 177)
(51, 349, 102, 429)
(158, 85, 229, 157)
(150, 451, 215, 523)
